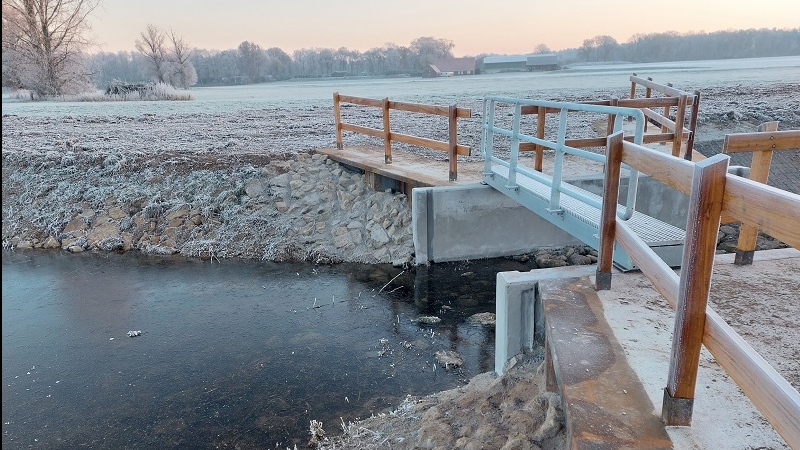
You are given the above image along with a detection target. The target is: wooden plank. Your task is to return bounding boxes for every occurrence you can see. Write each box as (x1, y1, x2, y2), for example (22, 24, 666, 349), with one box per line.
(317, 147, 448, 187)
(666, 155, 729, 410)
(671, 94, 687, 157)
(518, 132, 691, 151)
(722, 130, 800, 153)
(596, 132, 623, 290)
(340, 122, 383, 138)
(621, 141, 695, 195)
(642, 108, 677, 132)
(615, 219, 679, 308)
(630, 75, 687, 97)
(338, 94, 383, 107)
(734, 122, 779, 256)
(684, 91, 700, 161)
(644, 77, 653, 133)
(389, 101, 471, 118)
(703, 307, 800, 448)
(334, 92, 343, 149)
(520, 97, 689, 116)
(722, 175, 800, 250)
(536, 106, 545, 171)
(383, 98, 392, 164)
(606, 97, 618, 135)
(448, 105, 458, 181)
(390, 131, 471, 155)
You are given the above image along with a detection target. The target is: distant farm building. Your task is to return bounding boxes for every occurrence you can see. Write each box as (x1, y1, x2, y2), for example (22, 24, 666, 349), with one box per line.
(422, 57, 477, 78)
(482, 54, 560, 73)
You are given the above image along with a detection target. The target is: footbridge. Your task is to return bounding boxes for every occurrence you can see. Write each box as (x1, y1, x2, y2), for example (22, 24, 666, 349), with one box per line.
(480, 96, 686, 270)
(324, 75, 700, 269)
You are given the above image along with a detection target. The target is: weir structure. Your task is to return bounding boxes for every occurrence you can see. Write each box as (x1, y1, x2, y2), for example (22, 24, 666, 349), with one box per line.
(322, 75, 800, 448)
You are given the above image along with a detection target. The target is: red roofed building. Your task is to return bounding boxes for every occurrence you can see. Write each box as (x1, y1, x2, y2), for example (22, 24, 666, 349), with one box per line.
(422, 57, 477, 78)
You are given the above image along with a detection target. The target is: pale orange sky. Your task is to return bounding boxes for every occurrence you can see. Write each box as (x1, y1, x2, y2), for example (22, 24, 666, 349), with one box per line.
(91, 0, 800, 55)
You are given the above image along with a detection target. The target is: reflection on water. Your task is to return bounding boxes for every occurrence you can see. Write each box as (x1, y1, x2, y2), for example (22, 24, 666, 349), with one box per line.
(2, 251, 534, 448)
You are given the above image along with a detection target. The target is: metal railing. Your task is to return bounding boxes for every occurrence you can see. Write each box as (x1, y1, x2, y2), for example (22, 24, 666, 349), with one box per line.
(597, 131, 800, 446)
(481, 96, 646, 220)
(512, 75, 700, 166)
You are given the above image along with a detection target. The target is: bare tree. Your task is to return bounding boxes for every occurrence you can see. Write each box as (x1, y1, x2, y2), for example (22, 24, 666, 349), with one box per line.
(2, 0, 99, 96)
(135, 24, 167, 83)
(166, 30, 196, 88)
(135, 25, 196, 88)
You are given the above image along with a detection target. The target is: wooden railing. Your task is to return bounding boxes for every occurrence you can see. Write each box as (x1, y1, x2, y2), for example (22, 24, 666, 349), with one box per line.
(516, 74, 699, 171)
(720, 122, 800, 265)
(596, 131, 800, 446)
(333, 93, 472, 181)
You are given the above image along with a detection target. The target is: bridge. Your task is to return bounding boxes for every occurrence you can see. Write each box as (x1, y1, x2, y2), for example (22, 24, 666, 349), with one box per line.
(323, 75, 700, 270)
(324, 76, 800, 448)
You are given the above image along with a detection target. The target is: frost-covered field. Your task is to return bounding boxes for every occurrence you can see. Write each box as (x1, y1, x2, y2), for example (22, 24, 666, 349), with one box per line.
(2, 56, 799, 263)
(2, 56, 798, 159)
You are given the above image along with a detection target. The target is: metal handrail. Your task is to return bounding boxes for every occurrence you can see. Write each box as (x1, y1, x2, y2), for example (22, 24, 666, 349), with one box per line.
(482, 97, 645, 220)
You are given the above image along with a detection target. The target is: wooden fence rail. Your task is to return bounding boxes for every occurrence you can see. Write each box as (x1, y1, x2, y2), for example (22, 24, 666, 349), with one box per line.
(597, 131, 800, 446)
(515, 74, 698, 172)
(720, 122, 800, 264)
(333, 92, 471, 181)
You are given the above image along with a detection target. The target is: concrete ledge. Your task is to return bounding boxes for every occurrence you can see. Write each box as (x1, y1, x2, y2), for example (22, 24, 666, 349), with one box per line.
(541, 276, 673, 449)
(494, 265, 598, 376)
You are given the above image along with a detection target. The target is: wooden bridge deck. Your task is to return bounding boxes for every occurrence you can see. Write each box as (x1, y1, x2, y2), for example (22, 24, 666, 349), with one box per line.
(317, 146, 479, 202)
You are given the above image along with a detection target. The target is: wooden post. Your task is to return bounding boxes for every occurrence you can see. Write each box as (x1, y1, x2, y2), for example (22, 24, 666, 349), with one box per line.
(334, 92, 343, 149)
(383, 97, 392, 164)
(662, 154, 730, 426)
(684, 91, 700, 161)
(536, 106, 546, 172)
(448, 105, 458, 181)
(606, 97, 618, 136)
(661, 83, 673, 135)
(596, 131, 624, 290)
(628, 75, 637, 123)
(734, 121, 779, 265)
(672, 94, 688, 157)
(644, 77, 653, 132)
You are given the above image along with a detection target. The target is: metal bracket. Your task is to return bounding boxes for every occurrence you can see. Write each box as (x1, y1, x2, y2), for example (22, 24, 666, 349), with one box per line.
(661, 388, 694, 426)
(546, 208, 564, 217)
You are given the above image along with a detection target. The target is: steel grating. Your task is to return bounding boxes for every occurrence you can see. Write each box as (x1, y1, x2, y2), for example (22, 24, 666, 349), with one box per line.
(491, 165, 685, 246)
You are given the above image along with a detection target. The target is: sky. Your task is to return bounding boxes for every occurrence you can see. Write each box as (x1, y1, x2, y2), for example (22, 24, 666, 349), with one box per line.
(90, 0, 800, 56)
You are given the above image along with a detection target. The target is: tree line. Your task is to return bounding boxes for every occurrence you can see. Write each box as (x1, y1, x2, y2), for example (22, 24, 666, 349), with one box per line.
(90, 36, 456, 88)
(2, 0, 798, 97)
(91, 27, 800, 89)
(570, 28, 800, 63)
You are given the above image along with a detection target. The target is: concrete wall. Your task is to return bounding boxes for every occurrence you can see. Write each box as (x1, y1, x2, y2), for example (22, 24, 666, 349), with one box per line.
(495, 266, 597, 375)
(412, 184, 582, 264)
(412, 175, 691, 265)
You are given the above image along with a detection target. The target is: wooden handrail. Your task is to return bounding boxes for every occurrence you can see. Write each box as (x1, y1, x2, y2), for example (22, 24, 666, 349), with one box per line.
(333, 92, 472, 181)
(597, 131, 800, 446)
(517, 75, 698, 170)
(721, 123, 800, 264)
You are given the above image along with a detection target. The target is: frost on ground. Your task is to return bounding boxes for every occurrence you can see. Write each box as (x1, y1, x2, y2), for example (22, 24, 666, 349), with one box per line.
(1, 81, 798, 449)
(309, 355, 565, 450)
(3, 82, 797, 264)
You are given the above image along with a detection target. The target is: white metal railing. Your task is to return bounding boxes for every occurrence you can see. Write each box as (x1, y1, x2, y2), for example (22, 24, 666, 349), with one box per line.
(481, 97, 646, 220)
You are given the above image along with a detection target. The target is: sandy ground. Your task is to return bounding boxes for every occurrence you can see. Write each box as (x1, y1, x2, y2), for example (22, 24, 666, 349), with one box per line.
(598, 249, 800, 449)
